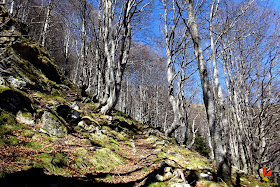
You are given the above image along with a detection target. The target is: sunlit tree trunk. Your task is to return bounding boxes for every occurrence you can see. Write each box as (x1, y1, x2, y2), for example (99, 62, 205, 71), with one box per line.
(186, 0, 231, 183)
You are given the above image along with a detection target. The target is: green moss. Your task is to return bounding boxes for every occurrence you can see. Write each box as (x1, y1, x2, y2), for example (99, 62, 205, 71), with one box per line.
(36, 153, 52, 164)
(0, 165, 15, 178)
(90, 148, 124, 172)
(75, 147, 88, 157)
(35, 152, 70, 176)
(72, 157, 91, 173)
(105, 174, 113, 182)
(73, 126, 81, 132)
(88, 133, 106, 147)
(82, 139, 92, 146)
(109, 130, 128, 141)
(7, 135, 20, 146)
(21, 112, 32, 118)
(25, 141, 42, 150)
(32, 132, 47, 140)
(0, 110, 28, 135)
(52, 153, 68, 166)
(0, 138, 8, 146)
(46, 136, 60, 143)
(21, 129, 34, 137)
(107, 139, 121, 152)
(148, 182, 167, 187)
(0, 110, 17, 126)
(0, 85, 10, 94)
(44, 146, 52, 151)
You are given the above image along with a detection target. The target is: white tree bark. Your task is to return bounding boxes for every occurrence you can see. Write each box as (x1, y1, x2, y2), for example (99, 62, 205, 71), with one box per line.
(185, 0, 231, 182)
(41, 0, 52, 47)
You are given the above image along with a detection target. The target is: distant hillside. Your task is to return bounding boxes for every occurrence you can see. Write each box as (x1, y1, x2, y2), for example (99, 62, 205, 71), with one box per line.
(0, 7, 268, 187)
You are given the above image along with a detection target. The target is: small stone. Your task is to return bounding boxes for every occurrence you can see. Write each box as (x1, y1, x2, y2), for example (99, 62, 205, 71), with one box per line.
(155, 174, 164, 182)
(183, 161, 190, 165)
(164, 167, 172, 173)
(154, 148, 162, 153)
(167, 150, 176, 155)
(170, 183, 190, 187)
(154, 140, 166, 147)
(78, 120, 86, 128)
(163, 171, 173, 180)
(200, 173, 210, 180)
(71, 101, 80, 110)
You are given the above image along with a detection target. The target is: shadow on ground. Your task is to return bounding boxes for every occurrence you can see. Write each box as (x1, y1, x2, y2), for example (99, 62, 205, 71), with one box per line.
(0, 168, 135, 187)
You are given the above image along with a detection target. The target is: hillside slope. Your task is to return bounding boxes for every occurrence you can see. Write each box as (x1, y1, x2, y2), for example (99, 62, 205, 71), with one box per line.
(0, 7, 267, 187)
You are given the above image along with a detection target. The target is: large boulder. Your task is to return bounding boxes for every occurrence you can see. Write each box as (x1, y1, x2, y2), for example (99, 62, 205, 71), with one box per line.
(0, 89, 33, 113)
(41, 111, 67, 138)
(56, 104, 81, 125)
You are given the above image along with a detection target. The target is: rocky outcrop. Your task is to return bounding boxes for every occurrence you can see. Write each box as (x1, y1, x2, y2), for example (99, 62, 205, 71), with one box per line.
(0, 89, 33, 114)
(41, 110, 67, 138)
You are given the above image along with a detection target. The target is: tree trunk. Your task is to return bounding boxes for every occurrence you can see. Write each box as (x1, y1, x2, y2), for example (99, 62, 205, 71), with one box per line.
(186, 0, 231, 183)
(41, 0, 52, 47)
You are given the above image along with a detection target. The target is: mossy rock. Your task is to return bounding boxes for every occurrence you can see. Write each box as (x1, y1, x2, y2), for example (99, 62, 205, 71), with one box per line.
(0, 85, 10, 94)
(25, 141, 42, 150)
(75, 147, 88, 157)
(21, 129, 34, 137)
(0, 111, 27, 135)
(90, 148, 124, 172)
(12, 42, 62, 84)
(7, 135, 20, 146)
(147, 182, 167, 187)
(41, 111, 67, 138)
(106, 139, 121, 152)
(88, 133, 106, 147)
(16, 110, 34, 125)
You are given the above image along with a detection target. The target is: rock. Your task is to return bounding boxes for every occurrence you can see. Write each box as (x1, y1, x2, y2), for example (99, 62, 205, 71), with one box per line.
(200, 173, 210, 180)
(154, 140, 166, 147)
(56, 105, 71, 121)
(0, 89, 33, 113)
(154, 148, 162, 153)
(155, 174, 164, 182)
(16, 110, 34, 125)
(71, 101, 80, 110)
(170, 183, 190, 187)
(95, 127, 106, 137)
(130, 139, 136, 153)
(81, 116, 95, 125)
(167, 150, 176, 155)
(163, 171, 173, 180)
(7, 76, 26, 89)
(164, 167, 172, 173)
(184, 161, 190, 165)
(71, 110, 80, 119)
(41, 111, 67, 138)
(56, 104, 81, 125)
(78, 120, 86, 129)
